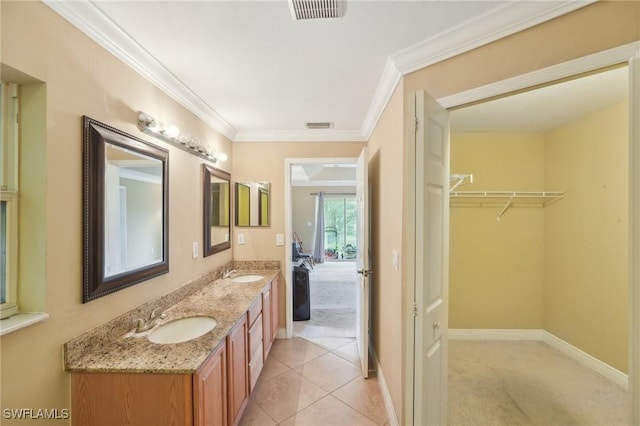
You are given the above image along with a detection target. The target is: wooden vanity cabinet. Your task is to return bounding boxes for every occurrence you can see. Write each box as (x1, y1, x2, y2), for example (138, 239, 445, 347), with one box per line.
(70, 341, 227, 426)
(262, 282, 273, 359)
(194, 342, 227, 426)
(271, 278, 279, 346)
(226, 315, 248, 426)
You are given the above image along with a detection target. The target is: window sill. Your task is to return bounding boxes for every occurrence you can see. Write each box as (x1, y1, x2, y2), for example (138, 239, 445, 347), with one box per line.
(0, 312, 49, 336)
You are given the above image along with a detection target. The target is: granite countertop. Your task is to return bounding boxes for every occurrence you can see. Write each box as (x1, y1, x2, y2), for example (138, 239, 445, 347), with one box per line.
(64, 269, 279, 374)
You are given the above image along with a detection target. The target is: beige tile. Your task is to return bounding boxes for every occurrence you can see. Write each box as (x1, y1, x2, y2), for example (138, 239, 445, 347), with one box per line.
(333, 376, 389, 425)
(258, 355, 290, 382)
(280, 395, 378, 426)
(269, 337, 327, 368)
(294, 352, 361, 392)
(332, 340, 360, 365)
(304, 336, 355, 351)
(239, 401, 276, 426)
(251, 369, 328, 423)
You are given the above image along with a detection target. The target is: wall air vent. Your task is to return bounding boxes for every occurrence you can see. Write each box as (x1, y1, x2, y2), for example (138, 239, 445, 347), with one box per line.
(305, 122, 334, 130)
(289, 0, 345, 20)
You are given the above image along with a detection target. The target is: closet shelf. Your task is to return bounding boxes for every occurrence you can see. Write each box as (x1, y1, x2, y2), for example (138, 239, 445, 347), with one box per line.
(450, 191, 564, 220)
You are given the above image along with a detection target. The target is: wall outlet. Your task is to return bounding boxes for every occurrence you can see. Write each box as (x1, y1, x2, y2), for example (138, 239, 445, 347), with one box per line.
(276, 234, 284, 246)
(192, 242, 199, 258)
(238, 233, 245, 245)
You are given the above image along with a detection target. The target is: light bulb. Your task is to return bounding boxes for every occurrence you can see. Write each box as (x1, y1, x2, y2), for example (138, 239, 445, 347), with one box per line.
(165, 125, 180, 139)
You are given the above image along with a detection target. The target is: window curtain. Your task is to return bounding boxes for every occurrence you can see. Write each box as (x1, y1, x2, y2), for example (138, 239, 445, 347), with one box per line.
(312, 192, 325, 264)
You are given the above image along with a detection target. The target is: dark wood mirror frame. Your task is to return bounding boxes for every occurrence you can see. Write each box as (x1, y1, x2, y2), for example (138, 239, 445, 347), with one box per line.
(82, 116, 169, 303)
(203, 164, 231, 257)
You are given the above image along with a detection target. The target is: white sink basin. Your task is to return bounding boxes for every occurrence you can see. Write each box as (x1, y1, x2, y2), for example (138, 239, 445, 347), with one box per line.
(148, 317, 217, 344)
(231, 274, 264, 283)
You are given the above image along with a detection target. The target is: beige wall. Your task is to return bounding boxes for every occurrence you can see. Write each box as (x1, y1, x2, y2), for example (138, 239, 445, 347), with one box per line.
(1, 2, 233, 423)
(450, 133, 545, 329)
(367, 81, 405, 418)
(231, 142, 365, 327)
(545, 100, 629, 373)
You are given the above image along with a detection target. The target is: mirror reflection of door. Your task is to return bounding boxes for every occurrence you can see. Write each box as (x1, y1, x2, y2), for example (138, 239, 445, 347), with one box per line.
(259, 188, 269, 226)
(236, 182, 251, 226)
(209, 177, 230, 245)
(104, 143, 163, 277)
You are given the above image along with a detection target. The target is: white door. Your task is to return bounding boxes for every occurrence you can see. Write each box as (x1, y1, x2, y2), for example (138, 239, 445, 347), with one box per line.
(412, 91, 449, 425)
(355, 147, 371, 378)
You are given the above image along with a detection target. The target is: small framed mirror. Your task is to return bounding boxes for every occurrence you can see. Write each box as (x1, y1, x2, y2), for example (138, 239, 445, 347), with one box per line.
(235, 181, 270, 227)
(203, 164, 231, 256)
(82, 117, 169, 303)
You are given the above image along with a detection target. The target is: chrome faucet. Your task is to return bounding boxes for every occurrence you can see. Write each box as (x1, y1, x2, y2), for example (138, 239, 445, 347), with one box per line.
(133, 308, 167, 333)
(223, 268, 237, 279)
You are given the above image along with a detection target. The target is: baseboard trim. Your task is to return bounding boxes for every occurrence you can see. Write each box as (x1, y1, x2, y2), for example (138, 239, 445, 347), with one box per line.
(370, 346, 400, 426)
(275, 327, 286, 339)
(449, 328, 543, 341)
(449, 328, 628, 389)
(541, 331, 628, 390)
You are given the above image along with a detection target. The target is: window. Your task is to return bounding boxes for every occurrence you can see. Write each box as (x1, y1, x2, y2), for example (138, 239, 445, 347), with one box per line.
(1, 81, 19, 319)
(323, 196, 356, 260)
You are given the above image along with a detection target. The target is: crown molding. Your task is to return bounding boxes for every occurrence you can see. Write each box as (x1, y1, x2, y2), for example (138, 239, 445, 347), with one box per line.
(391, 0, 596, 76)
(45, 0, 594, 143)
(361, 58, 402, 140)
(361, 0, 595, 141)
(233, 129, 365, 143)
(43, 0, 237, 141)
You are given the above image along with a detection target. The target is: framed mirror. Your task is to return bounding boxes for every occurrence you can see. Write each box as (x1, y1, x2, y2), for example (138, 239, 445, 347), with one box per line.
(235, 181, 270, 227)
(203, 164, 231, 256)
(82, 116, 169, 303)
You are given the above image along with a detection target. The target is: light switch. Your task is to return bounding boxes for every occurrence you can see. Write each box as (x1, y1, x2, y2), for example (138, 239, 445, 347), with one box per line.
(276, 234, 284, 246)
(238, 233, 245, 245)
(192, 242, 199, 258)
(392, 249, 400, 270)
(307, 221, 312, 227)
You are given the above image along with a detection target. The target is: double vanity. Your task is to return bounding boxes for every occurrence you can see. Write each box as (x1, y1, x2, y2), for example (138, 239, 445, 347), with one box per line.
(65, 262, 279, 426)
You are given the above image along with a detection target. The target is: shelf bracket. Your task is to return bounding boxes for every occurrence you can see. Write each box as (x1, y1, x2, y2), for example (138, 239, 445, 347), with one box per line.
(496, 193, 516, 221)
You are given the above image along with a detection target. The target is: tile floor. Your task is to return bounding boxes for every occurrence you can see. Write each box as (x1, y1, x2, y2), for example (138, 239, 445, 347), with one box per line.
(239, 337, 390, 426)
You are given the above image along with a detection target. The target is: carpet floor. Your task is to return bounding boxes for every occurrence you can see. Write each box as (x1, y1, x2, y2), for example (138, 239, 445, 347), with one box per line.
(449, 340, 628, 426)
(293, 262, 357, 339)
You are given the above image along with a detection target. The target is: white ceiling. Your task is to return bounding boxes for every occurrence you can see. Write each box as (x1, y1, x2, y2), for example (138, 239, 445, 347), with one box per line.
(45, 0, 593, 142)
(451, 66, 629, 133)
(292, 163, 357, 186)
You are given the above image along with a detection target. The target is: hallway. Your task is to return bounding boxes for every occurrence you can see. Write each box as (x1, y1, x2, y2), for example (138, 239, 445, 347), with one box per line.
(240, 337, 389, 426)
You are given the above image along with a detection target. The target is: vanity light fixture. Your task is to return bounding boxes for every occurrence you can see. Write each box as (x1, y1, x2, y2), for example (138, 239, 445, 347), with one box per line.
(136, 111, 227, 164)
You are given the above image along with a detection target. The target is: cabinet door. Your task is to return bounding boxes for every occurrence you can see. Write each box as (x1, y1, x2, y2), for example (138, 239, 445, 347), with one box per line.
(271, 278, 279, 343)
(227, 316, 248, 426)
(71, 373, 192, 426)
(262, 282, 272, 359)
(194, 343, 227, 426)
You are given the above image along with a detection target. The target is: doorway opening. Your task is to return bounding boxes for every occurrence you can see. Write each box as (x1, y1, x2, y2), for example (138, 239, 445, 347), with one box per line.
(448, 65, 629, 424)
(285, 158, 359, 341)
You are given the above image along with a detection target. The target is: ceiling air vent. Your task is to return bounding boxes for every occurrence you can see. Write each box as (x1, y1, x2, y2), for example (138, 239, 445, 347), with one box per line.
(305, 122, 334, 130)
(289, 0, 345, 20)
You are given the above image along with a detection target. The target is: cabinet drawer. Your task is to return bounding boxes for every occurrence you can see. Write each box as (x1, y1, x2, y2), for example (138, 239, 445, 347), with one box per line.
(249, 313, 263, 357)
(249, 342, 264, 392)
(247, 296, 262, 326)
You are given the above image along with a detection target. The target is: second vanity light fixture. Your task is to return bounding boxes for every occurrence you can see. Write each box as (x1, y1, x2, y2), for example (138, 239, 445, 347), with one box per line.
(136, 111, 228, 163)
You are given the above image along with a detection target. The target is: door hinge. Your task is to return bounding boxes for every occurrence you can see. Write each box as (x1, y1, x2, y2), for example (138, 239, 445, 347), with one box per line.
(413, 116, 418, 131)
(412, 302, 418, 317)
